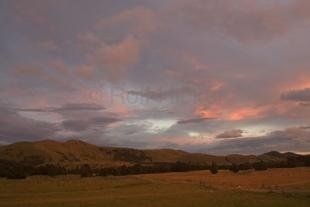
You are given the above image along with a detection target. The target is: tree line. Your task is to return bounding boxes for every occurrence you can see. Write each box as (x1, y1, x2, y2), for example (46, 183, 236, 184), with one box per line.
(1, 155, 309, 179)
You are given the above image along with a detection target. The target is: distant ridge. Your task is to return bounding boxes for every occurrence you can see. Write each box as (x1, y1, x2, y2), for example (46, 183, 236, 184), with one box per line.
(0, 139, 309, 170)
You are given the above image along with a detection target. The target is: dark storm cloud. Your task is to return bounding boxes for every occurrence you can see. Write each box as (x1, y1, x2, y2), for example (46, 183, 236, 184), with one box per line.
(0, 103, 59, 142)
(299, 125, 310, 130)
(0, 101, 117, 142)
(127, 87, 196, 102)
(17, 103, 106, 112)
(177, 117, 214, 124)
(61, 116, 120, 132)
(195, 127, 310, 155)
(215, 129, 244, 139)
(132, 107, 174, 119)
(61, 120, 90, 132)
(54, 103, 106, 112)
(281, 88, 310, 102)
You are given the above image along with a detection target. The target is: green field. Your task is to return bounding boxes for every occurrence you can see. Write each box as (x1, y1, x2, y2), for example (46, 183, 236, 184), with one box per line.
(0, 169, 310, 207)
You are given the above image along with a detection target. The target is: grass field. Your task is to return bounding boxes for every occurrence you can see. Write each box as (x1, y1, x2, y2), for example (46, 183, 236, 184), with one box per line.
(0, 168, 309, 207)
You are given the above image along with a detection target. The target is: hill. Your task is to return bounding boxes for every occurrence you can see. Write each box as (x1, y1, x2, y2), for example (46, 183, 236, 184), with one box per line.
(0, 139, 308, 171)
(0, 139, 126, 168)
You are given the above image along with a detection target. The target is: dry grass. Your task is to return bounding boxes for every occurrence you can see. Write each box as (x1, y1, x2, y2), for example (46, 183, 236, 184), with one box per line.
(0, 168, 309, 207)
(135, 167, 310, 192)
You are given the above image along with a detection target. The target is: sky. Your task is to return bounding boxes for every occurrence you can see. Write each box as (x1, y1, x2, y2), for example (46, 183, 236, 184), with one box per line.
(0, 0, 309, 154)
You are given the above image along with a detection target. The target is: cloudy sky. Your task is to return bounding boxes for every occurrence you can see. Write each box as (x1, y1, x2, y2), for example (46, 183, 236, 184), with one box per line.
(0, 0, 309, 154)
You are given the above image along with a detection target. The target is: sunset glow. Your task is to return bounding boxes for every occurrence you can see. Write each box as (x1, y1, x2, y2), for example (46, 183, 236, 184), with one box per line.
(0, 0, 309, 154)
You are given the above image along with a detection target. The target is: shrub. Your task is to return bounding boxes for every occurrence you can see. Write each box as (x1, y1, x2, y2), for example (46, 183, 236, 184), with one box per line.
(253, 162, 268, 171)
(80, 164, 92, 177)
(210, 162, 218, 174)
(229, 164, 239, 173)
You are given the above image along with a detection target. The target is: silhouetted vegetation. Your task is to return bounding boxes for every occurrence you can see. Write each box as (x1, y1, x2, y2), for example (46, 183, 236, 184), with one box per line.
(229, 164, 240, 173)
(238, 162, 253, 171)
(35, 164, 67, 176)
(304, 155, 310, 167)
(210, 162, 218, 174)
(253, 161, 268, 171)
(80, 164, 93, 177)
(109, 148, 152, 163)
(1, 153, 310, 179)
(0, 159, 28, 179)
(97, 162, 210, 177)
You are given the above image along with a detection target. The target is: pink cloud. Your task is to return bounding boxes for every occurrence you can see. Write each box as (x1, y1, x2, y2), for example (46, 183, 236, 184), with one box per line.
(76, 65, 93, 79)
(91, 36, 140, 81)
(227, 106, 269, 121)
(95, 6, 157, 37)
(195, 105, 222, 119)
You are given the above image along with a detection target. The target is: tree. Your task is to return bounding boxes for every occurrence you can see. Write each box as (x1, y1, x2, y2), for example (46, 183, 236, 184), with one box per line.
(6, 166, 27, 179)
(80, 164, 92, 177)
(253, 162, 268, 171)
(34, 164, 66, 176)
(210, 162, 218, 174)
(0, 159, 27, 179)
(239, 162, 252, 171)
(229, 164, 239, 173)
(304, 155, 310, 167)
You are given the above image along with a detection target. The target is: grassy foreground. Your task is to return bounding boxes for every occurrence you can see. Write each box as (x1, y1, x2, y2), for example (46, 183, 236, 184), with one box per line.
(0, 168, 309, 207)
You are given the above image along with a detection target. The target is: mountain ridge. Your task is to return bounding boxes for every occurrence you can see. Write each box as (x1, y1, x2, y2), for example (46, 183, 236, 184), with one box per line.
(0, 139, 308, 169)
